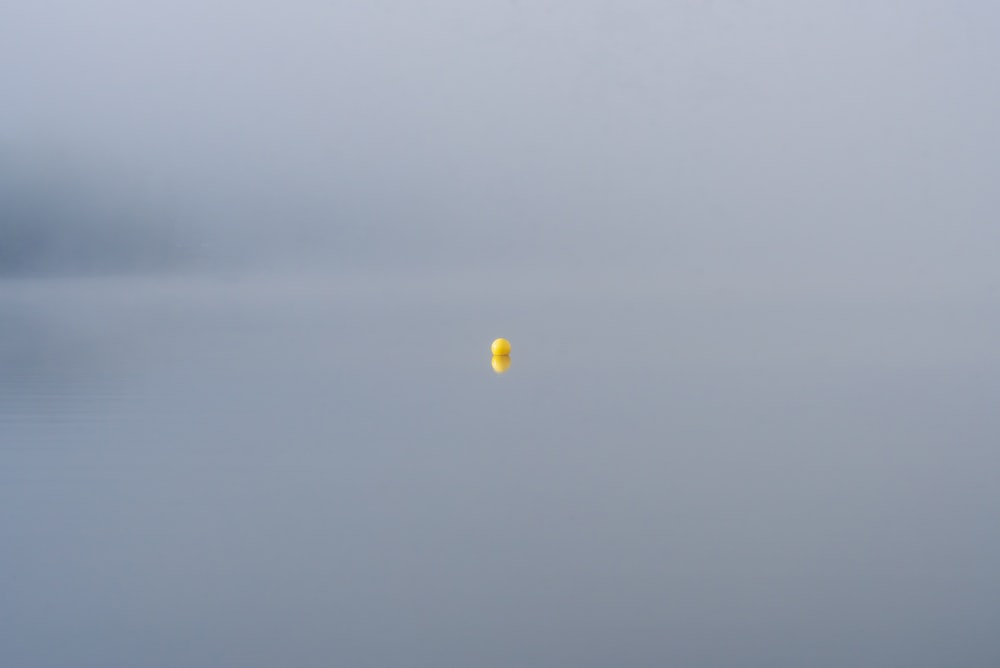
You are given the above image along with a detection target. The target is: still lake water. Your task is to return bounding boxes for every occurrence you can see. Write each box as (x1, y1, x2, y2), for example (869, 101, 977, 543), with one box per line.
(2, 274, 998, 667)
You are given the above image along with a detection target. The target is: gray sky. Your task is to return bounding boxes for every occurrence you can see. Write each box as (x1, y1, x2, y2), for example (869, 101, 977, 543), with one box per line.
(2, 1, 998, 288)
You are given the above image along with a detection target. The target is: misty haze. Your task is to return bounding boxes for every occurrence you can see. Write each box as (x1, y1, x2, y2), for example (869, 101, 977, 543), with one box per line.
(2, 2, 999, 667)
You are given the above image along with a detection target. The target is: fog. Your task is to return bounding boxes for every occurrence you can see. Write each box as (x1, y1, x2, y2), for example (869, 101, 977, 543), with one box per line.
(2, 2, 1000, 666)
(3, 1, 997, 286)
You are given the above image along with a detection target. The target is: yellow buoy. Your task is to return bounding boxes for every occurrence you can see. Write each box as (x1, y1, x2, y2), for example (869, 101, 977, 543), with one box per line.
(491, 338, 511, 356)
(491, 355, 511, 374)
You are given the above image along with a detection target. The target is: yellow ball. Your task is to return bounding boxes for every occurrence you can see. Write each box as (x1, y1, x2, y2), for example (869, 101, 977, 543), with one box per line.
(491, 355, 511, 374)
(491, 338, 511, 356)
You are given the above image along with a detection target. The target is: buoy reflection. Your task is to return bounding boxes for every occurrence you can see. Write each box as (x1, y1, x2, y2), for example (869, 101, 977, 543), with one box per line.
(491, 355, 511, 374)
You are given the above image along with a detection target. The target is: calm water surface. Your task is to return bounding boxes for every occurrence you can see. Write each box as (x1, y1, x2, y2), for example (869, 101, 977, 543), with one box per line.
(2, 276, 998, 667)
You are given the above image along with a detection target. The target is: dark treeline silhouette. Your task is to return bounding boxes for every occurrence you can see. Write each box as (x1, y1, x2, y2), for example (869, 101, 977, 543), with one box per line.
(0, 159, 187, 277)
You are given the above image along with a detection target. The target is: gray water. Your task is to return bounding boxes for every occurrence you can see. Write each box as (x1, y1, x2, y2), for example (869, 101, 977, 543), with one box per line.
(2, 275, 998, 667)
